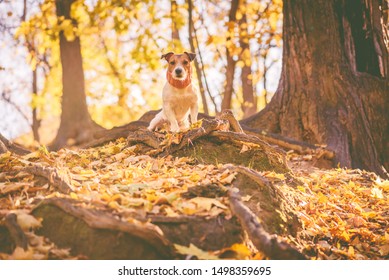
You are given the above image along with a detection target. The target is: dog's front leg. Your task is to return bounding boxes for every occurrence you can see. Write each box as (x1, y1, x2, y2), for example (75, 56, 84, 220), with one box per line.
(190, 103, 198, 124)
(164, 105, 180, 132)
(147, 111, 163, 131)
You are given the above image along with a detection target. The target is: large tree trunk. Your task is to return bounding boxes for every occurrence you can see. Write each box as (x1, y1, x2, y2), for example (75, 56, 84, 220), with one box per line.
(242, 0, 389, 178)
(51, 0, 100, 150)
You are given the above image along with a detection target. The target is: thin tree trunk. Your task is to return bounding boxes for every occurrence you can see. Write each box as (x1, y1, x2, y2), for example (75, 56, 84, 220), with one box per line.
(188, 0, 209, 115)
(221, 0, 239, 111)
(242, 0, 389, 178)
(240, 11, 256, 118)
(32, 69, 40, 142)
(51, 0, 100, 150)
(171, 0, 180, 42)
(22, 0, 41, 142)
(100, 36, 128, 108)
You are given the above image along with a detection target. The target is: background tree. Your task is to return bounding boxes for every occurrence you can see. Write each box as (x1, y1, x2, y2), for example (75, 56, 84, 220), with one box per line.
(188, 0, 209, 115)
(221, 0, 239, 111)
(50, 0, 101, 150)
(242, 0, 389, 177)
(239, 5, 256, 118)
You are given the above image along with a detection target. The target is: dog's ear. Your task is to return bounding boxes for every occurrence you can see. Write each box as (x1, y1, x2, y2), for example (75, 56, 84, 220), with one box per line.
(161, 52, 174, 61)
(184, 52, 196, 62)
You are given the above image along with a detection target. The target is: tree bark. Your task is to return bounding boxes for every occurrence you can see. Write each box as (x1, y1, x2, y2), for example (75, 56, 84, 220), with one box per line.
(187, 0, 209, 115)
(51, 0, 100, 150)
(239, 10, 257, 118)
(32, 68, 40, 143)
(221, 0, 239, 111)
(171, 0, 180, 42)
(242, 0, 389, 178)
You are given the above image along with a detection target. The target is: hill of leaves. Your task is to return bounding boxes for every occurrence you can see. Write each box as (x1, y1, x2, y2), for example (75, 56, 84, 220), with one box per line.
(0, 134, 388, 260)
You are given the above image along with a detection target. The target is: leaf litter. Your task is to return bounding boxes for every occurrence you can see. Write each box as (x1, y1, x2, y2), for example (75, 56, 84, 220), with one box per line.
(0, 139, 388, 260)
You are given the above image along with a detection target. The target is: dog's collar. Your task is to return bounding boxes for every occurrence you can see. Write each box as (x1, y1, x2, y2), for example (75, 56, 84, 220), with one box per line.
(167, 70, 192, 89)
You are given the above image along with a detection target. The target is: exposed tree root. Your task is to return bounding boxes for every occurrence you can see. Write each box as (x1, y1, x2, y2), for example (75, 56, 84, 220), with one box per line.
(228, 188, 306, 259)
(127, 128, 162, 149)
(80, 110, 335, 164)
(158, 118, 229, 157)
(223, 164, 271, 189)
(122, 111, 289, 173)
(241, 125, 335, 160)
(217, 109, 244, 133)
(0, 133, 31, 155)
(32, 198, 176, 259)
(23, 164, 74, 194)
(82, 121, 150, 149)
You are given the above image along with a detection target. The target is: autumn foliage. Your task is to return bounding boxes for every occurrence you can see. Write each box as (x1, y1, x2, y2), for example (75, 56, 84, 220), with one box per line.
(0, 0, 388, 260)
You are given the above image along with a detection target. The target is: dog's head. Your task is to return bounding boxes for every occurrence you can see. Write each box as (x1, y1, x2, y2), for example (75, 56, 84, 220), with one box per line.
(161, 52, 196, 89)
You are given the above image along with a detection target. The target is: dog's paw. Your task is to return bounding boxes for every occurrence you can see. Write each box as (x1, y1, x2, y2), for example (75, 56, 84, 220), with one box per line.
(170, 126, 180, 133)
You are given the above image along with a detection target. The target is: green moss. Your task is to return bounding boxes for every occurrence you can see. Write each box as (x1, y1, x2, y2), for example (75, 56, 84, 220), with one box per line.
(33, 204, 167, 260)
(174, 137, 289, 173)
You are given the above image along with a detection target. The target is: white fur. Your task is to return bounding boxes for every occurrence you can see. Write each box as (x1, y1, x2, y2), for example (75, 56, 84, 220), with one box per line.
(148, 82, 198, 133)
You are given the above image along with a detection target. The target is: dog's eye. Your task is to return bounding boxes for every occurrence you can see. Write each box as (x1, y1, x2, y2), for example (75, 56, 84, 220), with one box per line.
(170, 61, 175, 65)
(183, 61, 189, 65)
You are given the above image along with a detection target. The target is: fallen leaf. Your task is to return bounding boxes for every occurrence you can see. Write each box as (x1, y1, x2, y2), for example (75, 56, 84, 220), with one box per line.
(15, 212, 42, 231)
(240, 144, 250, 153)
(174, 243, 219, 260)
(379, 244, 389, 256)
(370, 187, 384, 199)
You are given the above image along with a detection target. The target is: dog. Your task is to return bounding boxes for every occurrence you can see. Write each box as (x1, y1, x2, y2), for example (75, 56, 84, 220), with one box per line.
(147, 51, 199, 133)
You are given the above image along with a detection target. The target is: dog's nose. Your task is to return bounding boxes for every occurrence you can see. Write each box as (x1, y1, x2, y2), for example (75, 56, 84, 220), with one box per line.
(175, 68, 183, 75)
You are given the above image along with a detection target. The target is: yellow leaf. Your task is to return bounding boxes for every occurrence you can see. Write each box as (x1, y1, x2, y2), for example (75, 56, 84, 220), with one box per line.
(180, 201, 198, 215)
(269, 12, 278, 30)
(370, 187, 384, 199)
(174, 243, 219, 260)
(361, 211, 377, 219)
(236, 60, 245, 68)
(317, 192, 328, 203)
(189, 197, 228, 211)
(348, 246, 355, 257)
(375, 179, 389, 191)
(229, 243, 252, 258)
(70, 192, 78, 199)
(108, 201, 120, 209)
(340, 231, 350, 242)
(100, 193, 111, 201)
(189, 173, 201, 182)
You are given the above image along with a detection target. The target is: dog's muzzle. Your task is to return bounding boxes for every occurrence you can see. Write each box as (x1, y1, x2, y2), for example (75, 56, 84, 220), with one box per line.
(174, 67, 185, 79)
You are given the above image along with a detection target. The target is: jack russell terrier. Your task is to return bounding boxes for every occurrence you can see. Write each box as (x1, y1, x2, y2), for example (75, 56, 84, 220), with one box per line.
(147, 51, 199, 133)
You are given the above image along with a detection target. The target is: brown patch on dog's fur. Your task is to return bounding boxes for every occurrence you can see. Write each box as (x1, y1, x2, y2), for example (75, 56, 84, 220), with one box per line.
(162, 52, 195, 89)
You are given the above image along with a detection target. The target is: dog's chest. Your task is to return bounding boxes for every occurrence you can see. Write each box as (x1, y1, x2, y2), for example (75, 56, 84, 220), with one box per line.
(163, 85, 197, 115)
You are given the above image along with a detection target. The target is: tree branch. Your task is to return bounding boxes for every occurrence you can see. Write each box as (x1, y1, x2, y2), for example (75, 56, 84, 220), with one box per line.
(228, 188, 306, 259)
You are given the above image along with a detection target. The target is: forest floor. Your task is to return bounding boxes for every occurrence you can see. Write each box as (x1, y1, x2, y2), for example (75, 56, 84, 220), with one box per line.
(0, 133, 388, 260)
